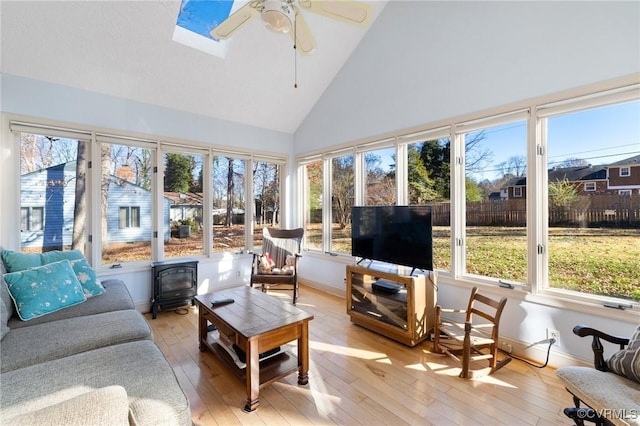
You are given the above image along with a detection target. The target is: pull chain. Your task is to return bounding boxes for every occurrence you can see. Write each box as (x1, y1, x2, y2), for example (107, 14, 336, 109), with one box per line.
(293, 10, 298, 89)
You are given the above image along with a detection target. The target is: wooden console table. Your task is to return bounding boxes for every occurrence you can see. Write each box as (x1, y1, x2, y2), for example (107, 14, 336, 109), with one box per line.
(195, 287, 313, 412)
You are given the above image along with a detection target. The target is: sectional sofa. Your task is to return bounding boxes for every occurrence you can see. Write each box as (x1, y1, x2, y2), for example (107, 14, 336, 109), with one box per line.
(0, 250, 191, 425)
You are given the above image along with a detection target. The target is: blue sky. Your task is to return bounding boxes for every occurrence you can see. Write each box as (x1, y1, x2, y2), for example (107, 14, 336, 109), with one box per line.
(176, 0, 234, 41)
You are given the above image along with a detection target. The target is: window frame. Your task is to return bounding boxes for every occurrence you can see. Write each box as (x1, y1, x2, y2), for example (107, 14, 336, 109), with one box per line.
(584, 182, 596, 191)
(620, 167, 631, 177)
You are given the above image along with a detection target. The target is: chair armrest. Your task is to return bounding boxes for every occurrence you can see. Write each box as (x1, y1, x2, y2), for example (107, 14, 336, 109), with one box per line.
(573, 325, 630, 372)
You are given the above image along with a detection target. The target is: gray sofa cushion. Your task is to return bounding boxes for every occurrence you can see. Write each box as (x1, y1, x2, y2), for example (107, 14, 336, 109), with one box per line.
(1, 309, 153, 373)
(2, 385, 130, 426)
(0, 340, 191, 426)
(7, 279, 134, 329)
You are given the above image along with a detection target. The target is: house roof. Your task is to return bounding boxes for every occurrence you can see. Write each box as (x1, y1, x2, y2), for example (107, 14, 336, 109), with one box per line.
(0, 0, 387, 134)
(164, 192, 204, 205)
(607, 154, 640, 167)
(548, 165, 607, 183)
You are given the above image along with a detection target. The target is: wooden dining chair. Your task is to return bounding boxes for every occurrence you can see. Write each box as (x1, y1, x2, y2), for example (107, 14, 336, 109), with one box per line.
(250, 227, 304, 304)
(433, 286, 511, 378)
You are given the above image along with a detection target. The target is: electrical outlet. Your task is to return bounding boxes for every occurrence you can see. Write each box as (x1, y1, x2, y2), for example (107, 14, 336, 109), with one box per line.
(236, 269, 241, 279)
(547, 328, 560, 345)
(499, 341, 512, 353)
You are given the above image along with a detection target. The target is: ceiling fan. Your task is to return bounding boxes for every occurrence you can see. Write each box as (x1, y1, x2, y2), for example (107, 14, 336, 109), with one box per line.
(210, 0, 373, 55)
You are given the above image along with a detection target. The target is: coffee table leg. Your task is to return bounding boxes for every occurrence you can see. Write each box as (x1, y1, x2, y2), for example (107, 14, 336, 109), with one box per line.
(297, 321, 309, 385)
(244, 338, 260, 412)
(198, 305, 207, 352)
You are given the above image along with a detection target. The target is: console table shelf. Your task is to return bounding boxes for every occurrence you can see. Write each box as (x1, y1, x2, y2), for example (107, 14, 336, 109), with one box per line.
(346, 264, 437, 347)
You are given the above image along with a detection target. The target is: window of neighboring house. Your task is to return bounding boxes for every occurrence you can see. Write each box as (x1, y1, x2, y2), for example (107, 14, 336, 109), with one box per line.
(163, 151, 205, 258)
(20, 207, 44, 231)
(544, 99, 640, 302)
(99, 140, 154, 265)
(212, 155, 247, 253)
(620, 167, 631, 177)
(331, 153, 354, 254)
(513, 187, 523, 197)
(584, 182, 596, 191)
(403, 132, 452, 273)
(619, 189, 632, 196)
(461, 116, 528, 285)
(17, 130, 89, 255)
(118, 206, 141, 228)
(302, 160, 323, 251)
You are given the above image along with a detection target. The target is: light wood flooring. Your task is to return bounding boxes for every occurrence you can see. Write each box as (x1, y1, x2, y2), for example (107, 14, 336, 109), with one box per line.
(145, 285, 573, 426)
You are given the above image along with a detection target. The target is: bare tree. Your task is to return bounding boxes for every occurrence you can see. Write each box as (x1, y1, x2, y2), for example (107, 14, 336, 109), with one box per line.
(101, 144, 112, 251)
(71, 141, 87, 251)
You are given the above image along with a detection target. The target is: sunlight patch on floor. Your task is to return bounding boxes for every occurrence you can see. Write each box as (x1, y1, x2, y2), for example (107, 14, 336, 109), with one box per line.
(309, 340, 388, 360)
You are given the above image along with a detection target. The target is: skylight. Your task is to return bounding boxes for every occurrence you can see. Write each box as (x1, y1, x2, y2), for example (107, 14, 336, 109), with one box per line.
(173, 0, 245, 59)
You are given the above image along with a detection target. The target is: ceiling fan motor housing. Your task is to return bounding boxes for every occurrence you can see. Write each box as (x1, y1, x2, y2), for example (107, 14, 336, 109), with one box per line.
(261, 0, 295, 34)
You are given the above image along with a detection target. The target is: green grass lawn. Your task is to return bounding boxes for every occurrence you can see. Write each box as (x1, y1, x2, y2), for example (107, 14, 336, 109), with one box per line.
(308, 224, 640, 301)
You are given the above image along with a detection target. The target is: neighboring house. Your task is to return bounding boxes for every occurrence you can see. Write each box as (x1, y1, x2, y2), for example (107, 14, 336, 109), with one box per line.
(548, 165, 609, 195)
(606, 154, 640, 195)
(20, 161, 170, 249)
(164, 192, 203, 226)
(500, 155, 640, 199)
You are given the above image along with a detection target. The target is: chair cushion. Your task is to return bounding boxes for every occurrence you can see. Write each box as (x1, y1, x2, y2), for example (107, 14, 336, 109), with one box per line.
(556, 366, 640, 426)
(3, 260, 87, 321)
(608, 324, 640, 384)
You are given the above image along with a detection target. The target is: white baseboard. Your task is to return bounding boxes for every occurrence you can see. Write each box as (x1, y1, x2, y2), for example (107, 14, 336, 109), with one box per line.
(500, 336, 590, 369)
(299, 278, 346, 298)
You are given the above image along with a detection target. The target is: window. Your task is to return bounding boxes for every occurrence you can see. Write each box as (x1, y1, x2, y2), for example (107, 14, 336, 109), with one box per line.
(212, 155, 247, 253)
(163, 151, 205, 258)
(20, 207, 44, 232)
(404, 133, 452, 272)
(331, 154, 354, 254)
(100, 141, 154, 265)
(462, 117, 528, 284)
(544, 99, 640, 301)
(619, 190, 632, 196)
(253, 160, 281, 228)
(118, 207, 140, 228)
(18, 131, 88, 255)
(364, 147, 396, 206)
(303, 160, 323, 250)
(620, 167, 631, 177)
(584, 182, 596, 191)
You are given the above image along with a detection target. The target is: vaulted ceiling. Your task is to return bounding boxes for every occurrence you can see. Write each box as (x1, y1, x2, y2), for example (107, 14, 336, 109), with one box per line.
(0, 1, 387, 134)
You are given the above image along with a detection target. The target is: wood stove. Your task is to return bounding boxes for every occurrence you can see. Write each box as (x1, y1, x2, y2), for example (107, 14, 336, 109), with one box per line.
(151, 259, 198, 319)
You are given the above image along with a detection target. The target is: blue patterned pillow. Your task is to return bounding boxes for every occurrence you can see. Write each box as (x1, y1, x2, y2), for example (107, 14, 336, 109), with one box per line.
(69, 258, 105, 298)
(3, 260, 87, 321)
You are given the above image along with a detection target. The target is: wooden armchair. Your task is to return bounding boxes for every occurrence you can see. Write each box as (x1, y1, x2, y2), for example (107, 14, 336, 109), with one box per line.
(556, 325, 640, 426)
(250, 228, 303, 304)
(433, 287, 511, 378)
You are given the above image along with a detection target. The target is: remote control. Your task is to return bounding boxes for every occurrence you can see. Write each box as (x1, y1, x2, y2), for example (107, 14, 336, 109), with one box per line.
(211, 298, 234, 308)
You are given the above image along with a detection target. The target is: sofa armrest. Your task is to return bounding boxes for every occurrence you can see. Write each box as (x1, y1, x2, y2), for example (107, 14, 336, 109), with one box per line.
(573, 325, 630, 372)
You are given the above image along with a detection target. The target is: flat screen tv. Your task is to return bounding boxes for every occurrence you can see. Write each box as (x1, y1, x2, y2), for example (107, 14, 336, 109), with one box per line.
(351, 205, 433, 273)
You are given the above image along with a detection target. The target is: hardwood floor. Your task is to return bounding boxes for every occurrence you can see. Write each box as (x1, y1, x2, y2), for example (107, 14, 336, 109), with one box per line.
(145, 285, 572, 426)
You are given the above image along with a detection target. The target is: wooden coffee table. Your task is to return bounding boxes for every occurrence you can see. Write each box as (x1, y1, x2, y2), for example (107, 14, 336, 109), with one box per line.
(195, 287, 314, 412)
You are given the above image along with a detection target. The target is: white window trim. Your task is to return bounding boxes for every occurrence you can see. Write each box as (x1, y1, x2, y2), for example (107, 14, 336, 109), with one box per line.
(584, 182, 596, 191)
(619, 189, 632, 195)
(620, 167, 631, 177)
(514, 187, 523, 197)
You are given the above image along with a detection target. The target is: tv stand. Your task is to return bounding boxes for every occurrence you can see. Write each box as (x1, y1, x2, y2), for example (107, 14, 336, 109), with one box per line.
(346, 264, 437, 347)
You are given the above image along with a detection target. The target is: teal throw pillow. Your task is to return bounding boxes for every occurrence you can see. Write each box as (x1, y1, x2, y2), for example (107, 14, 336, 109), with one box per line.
(3, 260, 87, 321)
(69, 258, 105, 298)
(40, 249, 85, 265)
(1, 250, 42, 273)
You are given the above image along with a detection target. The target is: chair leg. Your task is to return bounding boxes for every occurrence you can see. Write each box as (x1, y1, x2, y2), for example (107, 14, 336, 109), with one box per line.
(459, 324, 472, 379)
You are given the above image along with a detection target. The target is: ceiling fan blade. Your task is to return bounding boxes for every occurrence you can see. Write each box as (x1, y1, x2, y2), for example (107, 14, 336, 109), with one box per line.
(298, 0, 372, 26)
(210, 1, 260, 40)
(290, 7, 316, 55)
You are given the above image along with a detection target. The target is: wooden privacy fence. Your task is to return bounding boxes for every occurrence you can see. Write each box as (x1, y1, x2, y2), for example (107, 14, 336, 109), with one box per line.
(428, 194, 640, 228)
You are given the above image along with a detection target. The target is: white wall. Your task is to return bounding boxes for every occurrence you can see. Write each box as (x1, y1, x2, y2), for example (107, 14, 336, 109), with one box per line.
(294, 1, 640, 365)
(295, 1, 640, 151)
